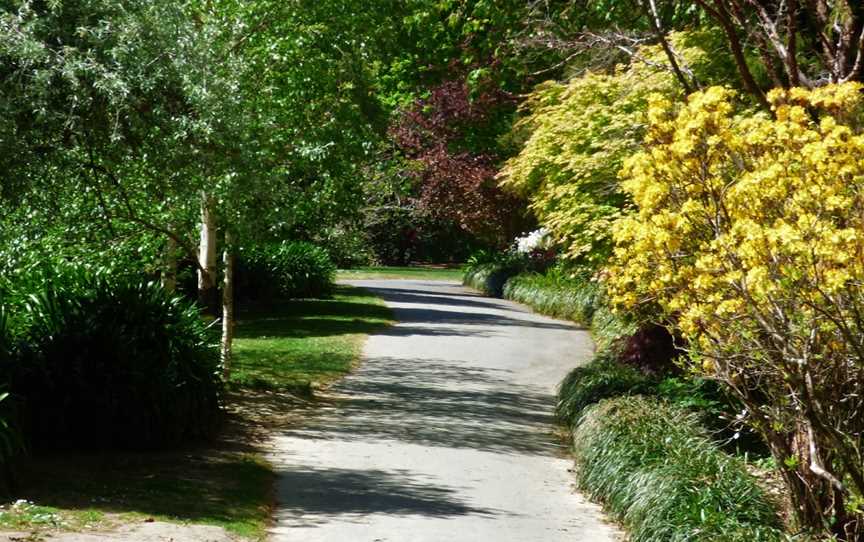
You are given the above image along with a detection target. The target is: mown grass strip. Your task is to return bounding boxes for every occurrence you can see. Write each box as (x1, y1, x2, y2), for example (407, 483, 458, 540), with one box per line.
(231, 285, 393, 392)
(338, 265, 463, 281)
(9, 451, 273, 539)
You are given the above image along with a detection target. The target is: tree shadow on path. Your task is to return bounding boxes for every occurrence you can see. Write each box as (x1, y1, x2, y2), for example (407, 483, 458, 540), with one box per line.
(273, 466, 501, 528)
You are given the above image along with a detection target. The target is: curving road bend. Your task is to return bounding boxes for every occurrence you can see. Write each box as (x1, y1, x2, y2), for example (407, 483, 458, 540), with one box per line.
(268, 280, 621, 542)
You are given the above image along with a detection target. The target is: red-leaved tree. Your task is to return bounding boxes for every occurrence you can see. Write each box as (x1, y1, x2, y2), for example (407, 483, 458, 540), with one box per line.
(391, 79, 527, 245)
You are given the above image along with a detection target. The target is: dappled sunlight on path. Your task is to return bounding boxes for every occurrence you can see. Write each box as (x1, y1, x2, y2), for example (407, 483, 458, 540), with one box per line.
(268, 280, 621, 542)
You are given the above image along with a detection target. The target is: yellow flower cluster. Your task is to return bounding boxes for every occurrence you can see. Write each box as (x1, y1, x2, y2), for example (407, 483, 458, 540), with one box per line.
(608, 82, 864, 372)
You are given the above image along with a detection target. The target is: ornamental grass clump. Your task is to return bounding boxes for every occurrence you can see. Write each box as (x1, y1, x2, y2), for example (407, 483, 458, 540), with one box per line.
(502, 268, 600, 325)
(608, 82, 864, 537)
(7, 272, 222, 450)
(462, 250, 525, 297)
(573, 396, 783, 542)
(556, 352, 653, 428)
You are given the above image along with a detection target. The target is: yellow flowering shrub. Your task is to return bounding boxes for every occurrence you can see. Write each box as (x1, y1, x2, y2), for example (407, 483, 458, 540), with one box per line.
(608, 82, 864, 535)
(498, 33, 716, 262)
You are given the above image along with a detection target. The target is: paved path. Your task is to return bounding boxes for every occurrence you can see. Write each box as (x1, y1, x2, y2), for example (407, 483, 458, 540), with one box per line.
(268, 280, 620, 542)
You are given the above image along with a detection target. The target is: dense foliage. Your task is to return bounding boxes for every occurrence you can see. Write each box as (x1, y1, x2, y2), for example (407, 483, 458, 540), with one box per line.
(4, 0, 864, 537)
(4, 272, 221, 450)
(556, 353, 654, 428)
(391, 80, 527, 245)
(238, 241, 336, 301)
(499, 34, 713, 262)
(503, 268, 600, 325)
(608, 83, 864, 536)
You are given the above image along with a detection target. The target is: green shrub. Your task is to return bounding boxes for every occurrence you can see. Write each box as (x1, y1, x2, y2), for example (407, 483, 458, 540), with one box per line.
(484, 264, 636, 346)
(502, 269, 599, 325)
(463, 263, 520, 297)
(462, 250, 527, 296)
(317, 226, 375, 268)
(0, 307, 22, 470)
(588, 303, 637, 350)
(7, 272, 222, 450)
(238, 241, 336, 300)
(572, 396, 783, 542)
(556, 352, 654, 428)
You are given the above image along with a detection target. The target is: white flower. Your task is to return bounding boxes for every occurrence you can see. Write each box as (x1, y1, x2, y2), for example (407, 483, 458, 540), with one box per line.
(513, 228, 551, 254)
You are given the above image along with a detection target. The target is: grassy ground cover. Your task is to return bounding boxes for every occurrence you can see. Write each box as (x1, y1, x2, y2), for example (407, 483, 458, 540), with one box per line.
(573, 396, 784, 542)
(503, 272, 599, 325)
(337, 265, 463, 281)
(1, 285, 391, 540)
(462, 263, 520, 297)
(230, 286, 393, 391)
(6, 447, 272, 538)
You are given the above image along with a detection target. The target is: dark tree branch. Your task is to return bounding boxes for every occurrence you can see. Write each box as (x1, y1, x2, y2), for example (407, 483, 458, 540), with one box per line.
(695, 0, 771, 109)
(641, 0, 696, 93)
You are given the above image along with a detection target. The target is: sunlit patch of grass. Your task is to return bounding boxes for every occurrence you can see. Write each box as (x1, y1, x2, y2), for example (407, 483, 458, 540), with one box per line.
(0, 501, 102, 531)
(230, 285, 393, 392)
(336, 266, 463, 281)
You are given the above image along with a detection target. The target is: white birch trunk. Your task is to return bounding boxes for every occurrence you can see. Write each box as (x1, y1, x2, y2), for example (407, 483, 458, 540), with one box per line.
(198, 192, 218, 313)
(220, 230, 235, 376)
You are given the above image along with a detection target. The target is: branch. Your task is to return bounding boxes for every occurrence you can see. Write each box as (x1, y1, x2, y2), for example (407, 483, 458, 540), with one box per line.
(806, 416, 846, 493)
(83, 153, 206, 277)
(840, 22, 864, 82)
(642, 0, 696, 93)
(788, 0, 801, 86)
(694, 0, 771, 109)
(742, 0, 815, 86)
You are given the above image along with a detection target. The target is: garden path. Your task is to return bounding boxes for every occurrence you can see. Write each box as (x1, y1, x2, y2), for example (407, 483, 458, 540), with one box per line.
(268, 279, 620, 542)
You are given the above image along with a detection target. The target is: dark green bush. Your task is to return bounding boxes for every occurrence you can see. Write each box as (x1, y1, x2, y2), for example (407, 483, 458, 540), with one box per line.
(556, 352, 655, 428)
(0, 306, 22, 471)
(363, 208, 485, 265)
(463, 263, 520, 297)
(317, 226, 375, 268)
(238, 241, 336, 300)
(7, 273, 222, 450)
(572, 396, 783, 542)
(463, 251, 527, 296)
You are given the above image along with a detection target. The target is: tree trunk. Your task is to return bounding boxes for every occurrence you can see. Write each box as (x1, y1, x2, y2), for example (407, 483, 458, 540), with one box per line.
(198, 192, 219, 316)
(220, 230, 235, 378)
(162, 235, 178, 293)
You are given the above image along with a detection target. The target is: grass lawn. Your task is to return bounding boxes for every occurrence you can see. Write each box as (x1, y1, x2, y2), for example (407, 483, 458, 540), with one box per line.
(230, 285, 393, 391)
(1, 285, 391, 540)
(337, 265, 464, 282)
